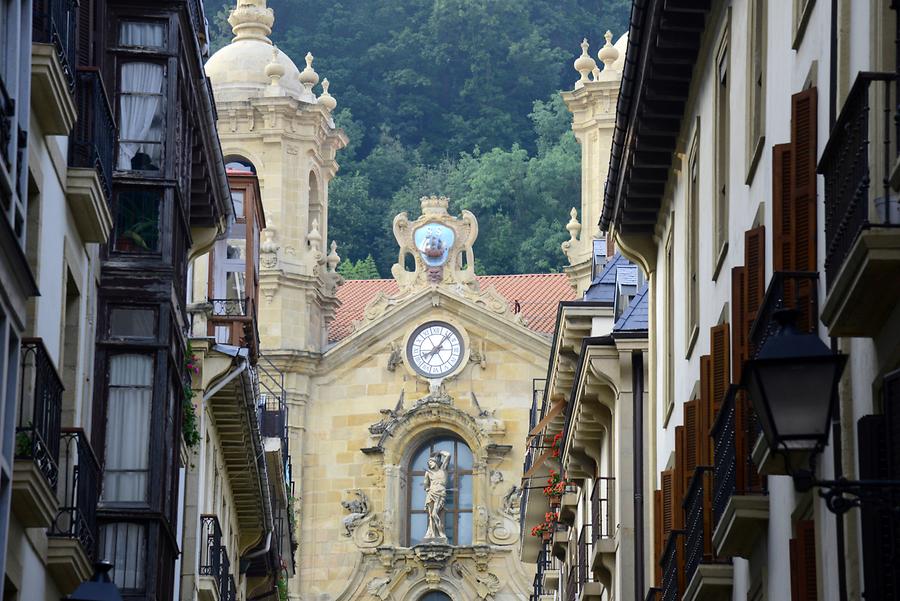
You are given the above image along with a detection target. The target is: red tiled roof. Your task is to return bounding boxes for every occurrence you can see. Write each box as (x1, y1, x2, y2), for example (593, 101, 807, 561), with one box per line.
(328, 273, 575, 342)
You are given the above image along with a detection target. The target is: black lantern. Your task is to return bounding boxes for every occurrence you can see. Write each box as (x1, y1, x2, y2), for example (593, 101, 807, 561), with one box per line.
(742, 310, 846, 452)
(64, 561, 123, 601)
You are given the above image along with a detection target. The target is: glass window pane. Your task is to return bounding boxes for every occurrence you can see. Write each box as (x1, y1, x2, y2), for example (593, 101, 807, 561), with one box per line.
(456, 443, 472, 469)
(409, 513, 427, 546)
(434, 439, 453, 455)
(119, 21, 165, 47)
(109, 308, 156, 339)
(444, 481, 456, 511)
(100, 522, 147, 589)
(443, 512, 455, 545)
(118, 62, 166, 170)
(115, 189, 160, 253)
(458, 474, 472, 509)
(457, 512, 473, 545)
(412, 445, 430, 470)
(420, 593, 452, 601)
(231, 190, 245, 219)
(104, 355, 152, 502)
(411, 475, 425, 509)
(225, 272, 246, 300)
(226, 239, 246, 261)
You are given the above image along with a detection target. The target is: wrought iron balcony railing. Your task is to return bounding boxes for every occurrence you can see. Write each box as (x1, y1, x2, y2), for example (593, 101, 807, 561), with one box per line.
(32, 0, 78, 92)
(711, 388, 766, 528)
(0, 76, 13, 171)
(645, 588, 662, 601)
(199, 514, 223, 579)
(748, 271, 819, 359)
(49, 428, 101, 559)
(575, 522, 597, 595)
(16, 338, 63, 490)
(683, 467, 715, 586)
(70, 68, 116, 201)
(591, 476, 615, 542)
(820, 72, 899, 289)
(661, 531, 684, 601)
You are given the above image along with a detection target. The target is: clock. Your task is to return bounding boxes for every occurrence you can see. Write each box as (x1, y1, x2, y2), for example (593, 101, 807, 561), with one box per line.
(407, 321, 465, 378)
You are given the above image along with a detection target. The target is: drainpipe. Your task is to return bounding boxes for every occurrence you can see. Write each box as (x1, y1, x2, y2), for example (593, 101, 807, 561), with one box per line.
(633, 349, 645, 600)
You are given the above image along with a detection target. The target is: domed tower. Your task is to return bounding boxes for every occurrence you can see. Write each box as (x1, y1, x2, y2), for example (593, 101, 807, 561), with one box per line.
(205, 0, 347, 354)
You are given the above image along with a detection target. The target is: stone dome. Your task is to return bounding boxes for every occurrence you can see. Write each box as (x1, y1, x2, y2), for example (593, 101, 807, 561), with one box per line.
(611, 32, 628, 72)
(204, 0, 313, 103)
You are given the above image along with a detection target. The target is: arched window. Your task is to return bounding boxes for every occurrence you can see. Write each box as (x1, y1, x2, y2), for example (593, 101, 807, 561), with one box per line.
(419, 592, 452, 601)
(407, 436, 473, 546)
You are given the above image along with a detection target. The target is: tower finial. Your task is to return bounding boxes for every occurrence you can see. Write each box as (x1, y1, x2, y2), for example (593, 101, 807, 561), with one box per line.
(598, 30, 620, 71)
(574, 38, 598, 87)
(228, 0, 274, 44)
(299, 52, 320, 89)
(318, 78, 337, 112)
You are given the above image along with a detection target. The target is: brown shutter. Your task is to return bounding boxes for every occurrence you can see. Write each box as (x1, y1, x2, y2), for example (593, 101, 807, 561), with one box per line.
(791, 88, 818, 274)
(699, 356, 713, 466)
(790, 520, 819, 601)
(661, 470, 677, 535)
(772, 143, 793, 272)
(710, 323, 730, 415)
(731, 267, 746, 383)
(77, 0, 94, 67)
(654, 489, 663, 586)
(675, 425, 687, 506)
(744, 226, 766, 355)
(683, 401, 700, 494)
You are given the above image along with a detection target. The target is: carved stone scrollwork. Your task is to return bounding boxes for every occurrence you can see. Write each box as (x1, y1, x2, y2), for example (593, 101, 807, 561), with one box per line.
(341, 489, 370, 536)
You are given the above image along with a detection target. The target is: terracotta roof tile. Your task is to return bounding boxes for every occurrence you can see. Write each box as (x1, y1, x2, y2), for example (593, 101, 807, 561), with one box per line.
(328, 273, 575, 342)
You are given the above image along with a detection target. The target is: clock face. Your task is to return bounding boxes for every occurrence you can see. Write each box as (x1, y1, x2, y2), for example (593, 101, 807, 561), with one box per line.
(407, 322, 464, 378)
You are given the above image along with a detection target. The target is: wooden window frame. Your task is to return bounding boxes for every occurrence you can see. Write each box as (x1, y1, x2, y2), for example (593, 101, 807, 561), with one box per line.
(713, 14, 731, 281)
(686, 124, 701, 358)
(746, 0, 767, 183)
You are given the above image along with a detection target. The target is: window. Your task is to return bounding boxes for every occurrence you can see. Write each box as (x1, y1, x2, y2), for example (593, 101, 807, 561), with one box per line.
(408, 437, 473, 546)
(231, 189, 245, 220)
(117, 61, 165, 171)
(99, 522, 147, 590)
(713, 22, 730, 279)
(419, 593, 452, 601)
(664, 227, 674, 426)
(686, 127, 700, 356)
(109, 307, 157, 339)
(103, 354, 153, 503)
(119, 21, 166, 49)
(115, 188, 161, 253)
(747, 0, 766, 179)
(792, 0, 815, 49)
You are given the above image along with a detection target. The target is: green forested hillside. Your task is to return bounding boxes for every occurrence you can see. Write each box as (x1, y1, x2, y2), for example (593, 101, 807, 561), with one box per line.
(208, 0, 630, 276)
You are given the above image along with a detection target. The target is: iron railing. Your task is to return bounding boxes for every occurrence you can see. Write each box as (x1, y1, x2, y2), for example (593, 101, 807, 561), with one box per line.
(711, 388, 766, 528)
(0, 76, 13, 171)
(575, 523, 596, 595)
(209, 297, 259, 357)
(16, 338, 62, 490)
(683, 467, 714, 586)
(591, 476, 615, 542)
(820, 72, 899, 289)
(49, 428, 101, 559)
(200, 514, 237, 597)
(32, 0, 78, 91)
(748, 271, 819, 359)
(661, 531, 684, 601)
(645, 588, 663, 601)
(70, 68, 116, 201)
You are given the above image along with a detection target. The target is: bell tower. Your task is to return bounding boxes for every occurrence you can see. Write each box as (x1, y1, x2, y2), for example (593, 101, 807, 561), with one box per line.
(205, 0, 348, 356)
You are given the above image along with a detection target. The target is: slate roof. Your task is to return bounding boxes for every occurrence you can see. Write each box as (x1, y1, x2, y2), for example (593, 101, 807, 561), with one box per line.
(613, 282, 649, 335)
(583, 252, 631, 303)
(328, 273, 576, 342)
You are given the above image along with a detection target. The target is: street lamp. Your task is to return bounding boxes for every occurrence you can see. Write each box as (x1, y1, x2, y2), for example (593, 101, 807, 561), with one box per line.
(64, 561, 123, 601)
(743, 309, 900, 514)
(742, 309, 846, 452)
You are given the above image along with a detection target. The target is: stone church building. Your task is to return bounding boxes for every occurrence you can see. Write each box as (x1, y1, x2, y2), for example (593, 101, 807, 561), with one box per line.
(202, 2, 584, 599)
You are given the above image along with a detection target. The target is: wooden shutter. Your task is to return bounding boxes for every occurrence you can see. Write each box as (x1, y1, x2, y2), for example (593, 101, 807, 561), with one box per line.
(731, 267, 746, 383)
(654, 489, 663, 586)
(744, 226, 766, 354)
(791, 88, 818, 274)
(710, 323, 730, 415)
(683, 401, 700, 493)
(661, 470, 677, 534)
(77, 0, 94, 67)
(790, 520, 818, 601)
(675, 425, 687, 506)
(772, 143, 794, 272)
(699, 356, 713, 466)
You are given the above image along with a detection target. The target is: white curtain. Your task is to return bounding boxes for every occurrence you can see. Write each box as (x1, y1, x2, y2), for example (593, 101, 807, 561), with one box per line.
(117, 62, 165, 170)
(103, 354, 152, 502)
(100, 522, 146, 589)
(119, 21, 165, 48)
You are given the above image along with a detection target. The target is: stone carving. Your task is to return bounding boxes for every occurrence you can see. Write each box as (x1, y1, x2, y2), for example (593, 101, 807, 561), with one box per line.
(489, 470, 503, 486)
(469, 339, 487, 368)
(501, 485, 520, 516)
(366, 576, 391, 598)
(386, 342, 403, 371)
(368, 393, 405, 436)
(341, 489, 370, 536)
(423, 451, 452, 542)
(415, 381, 453, 407)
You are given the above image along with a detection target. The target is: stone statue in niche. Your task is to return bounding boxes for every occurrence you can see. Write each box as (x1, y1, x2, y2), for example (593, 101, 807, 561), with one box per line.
(423, 450, 452, 543)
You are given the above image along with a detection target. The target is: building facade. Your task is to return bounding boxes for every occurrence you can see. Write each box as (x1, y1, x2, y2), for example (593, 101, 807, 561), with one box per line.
(600, 1, 899, 601)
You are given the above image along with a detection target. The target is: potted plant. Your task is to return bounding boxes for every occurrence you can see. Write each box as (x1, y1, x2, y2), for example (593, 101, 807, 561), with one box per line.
(550, 431, 563, 458)
(531, 520, 553, 542)
(544, 469, 567, 507)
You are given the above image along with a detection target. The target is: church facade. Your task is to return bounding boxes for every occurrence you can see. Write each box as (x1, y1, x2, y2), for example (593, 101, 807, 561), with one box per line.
(203, 2, 577, 599)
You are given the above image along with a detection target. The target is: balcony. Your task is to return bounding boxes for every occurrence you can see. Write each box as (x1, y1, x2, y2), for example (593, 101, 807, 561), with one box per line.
(31, 0, 77, 135)
(13, 338, 62, 528)
(47, 429, 101, 591)
(683, 468, 733, 601)
(574, 524, 604, 600)
(199, 514, 236, 601)
(711, 389, 768, 558)
(589, 477, 616, 582)
(820, 72, 900, 336)
(661, 531, 684, 601)
(208, 298, 259, 360)
(67, 69, 115, 244)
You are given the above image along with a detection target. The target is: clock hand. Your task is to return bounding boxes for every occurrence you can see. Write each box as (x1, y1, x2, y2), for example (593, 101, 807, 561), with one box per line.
(425, 333, 452, 359)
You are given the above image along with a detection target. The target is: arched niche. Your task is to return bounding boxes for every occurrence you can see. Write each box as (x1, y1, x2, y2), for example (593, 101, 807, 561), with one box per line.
(307, 169, 324, 252)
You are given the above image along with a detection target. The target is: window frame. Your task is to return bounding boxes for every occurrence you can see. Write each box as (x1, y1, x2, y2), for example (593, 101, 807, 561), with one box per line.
(685, 121, 701, 358)
(712, 15, 730, 282)
(746, 0, 767, 183)
(406, 436, 474, 547)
